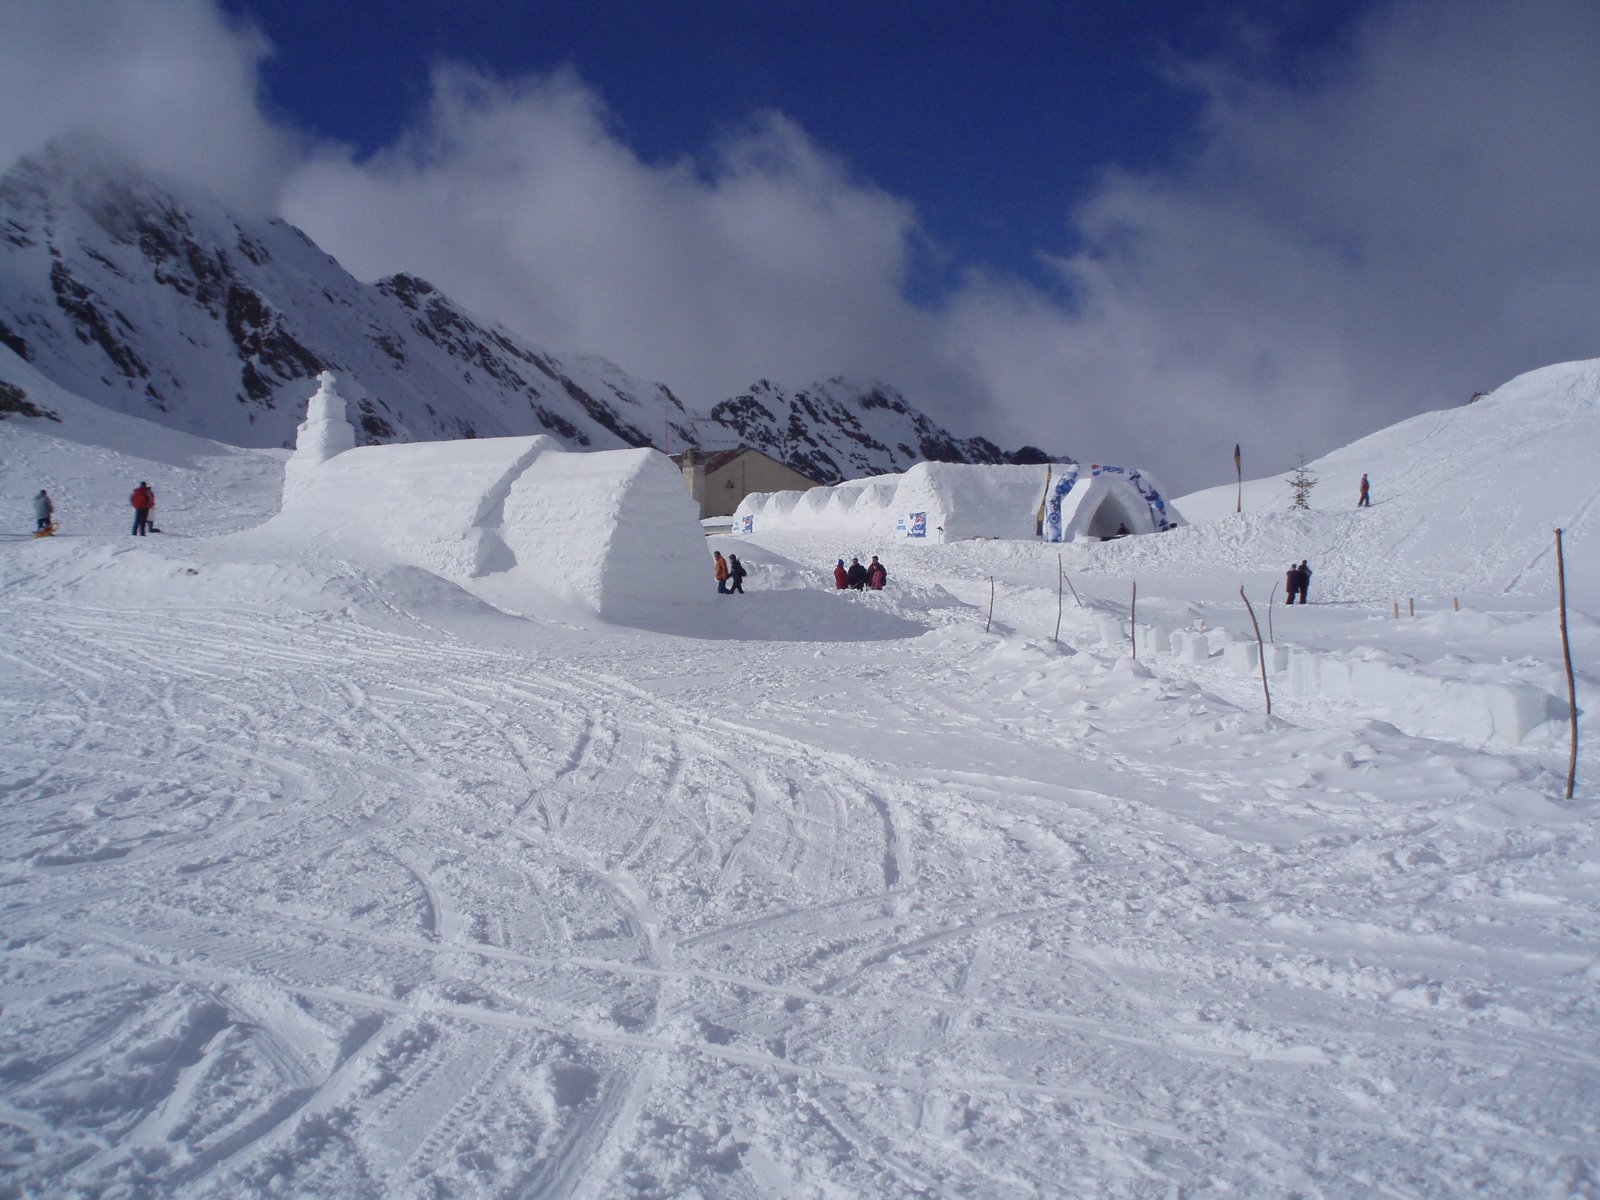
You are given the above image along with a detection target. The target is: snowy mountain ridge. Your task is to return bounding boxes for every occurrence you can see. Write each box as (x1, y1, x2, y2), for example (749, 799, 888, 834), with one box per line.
(0, 140, 1046, 482)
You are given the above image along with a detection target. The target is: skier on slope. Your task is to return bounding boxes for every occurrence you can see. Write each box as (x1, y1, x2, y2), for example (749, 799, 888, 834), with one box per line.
(33, 489, 53, 533)
(130, 481, 155, 536)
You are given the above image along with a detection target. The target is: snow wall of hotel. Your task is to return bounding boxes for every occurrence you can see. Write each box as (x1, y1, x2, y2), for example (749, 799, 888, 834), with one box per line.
(733, 461, 1183, 544)
(270, 434, 709, 619)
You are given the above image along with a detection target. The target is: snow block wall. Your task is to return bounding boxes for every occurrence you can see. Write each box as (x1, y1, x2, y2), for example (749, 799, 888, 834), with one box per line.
(497, 446, 708, 618)
(270, 422, 708, 619)
(735, 461, 1183, 544)
(1098, 612, 1563, 747)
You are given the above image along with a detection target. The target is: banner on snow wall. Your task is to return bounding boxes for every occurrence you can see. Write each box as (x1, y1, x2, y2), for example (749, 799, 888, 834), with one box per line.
(1044, 466, 1082, 542)
(896, 512, 928, 538)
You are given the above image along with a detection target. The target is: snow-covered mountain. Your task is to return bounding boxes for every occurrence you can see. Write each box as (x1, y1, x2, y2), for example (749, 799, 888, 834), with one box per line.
(0, 140, 1046, 482)
(706, 377, 1052, 484)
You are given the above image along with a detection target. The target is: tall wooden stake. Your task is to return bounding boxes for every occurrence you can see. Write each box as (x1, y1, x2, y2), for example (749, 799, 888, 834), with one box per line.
(1557, 529, 1578, 800)
(1234, 443, 1242, 513)
(986, 577, 995, 634)
(1130, 579, 1138, 660)
(1054, 556, 1063, 643)
(1241, 586, 1272, 715)
(1268, 579, 1278, 643)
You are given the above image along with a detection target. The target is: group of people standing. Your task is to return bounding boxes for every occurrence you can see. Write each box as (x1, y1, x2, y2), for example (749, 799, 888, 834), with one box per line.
(834, 556, 887, 590)
(27, 482, 159, 537)
(1284, 559, 1313, 604)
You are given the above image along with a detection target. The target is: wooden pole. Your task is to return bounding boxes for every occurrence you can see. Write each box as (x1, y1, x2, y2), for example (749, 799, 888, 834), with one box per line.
(1130, 579, 1138, 659)
(1409, 597, 1415, 617)
(1241, 586, 1272, 715)
(1453, 596, 1460, 612)
(1054, 556, 1063, 643)
(1065, 572, 1083, 607)
(1393, 601, 1399, 620)
(1234, 443, 1242, 513)
(986, 577, 995, 633)
(1268, 579, 1278, 643)
(1556, 529, 1578, 800)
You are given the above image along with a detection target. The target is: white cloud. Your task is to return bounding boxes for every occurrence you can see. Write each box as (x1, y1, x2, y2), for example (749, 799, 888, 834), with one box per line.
(280, 66, 946, 409)
(948, 0, 1600, 488)
(0, 0, 296, 210)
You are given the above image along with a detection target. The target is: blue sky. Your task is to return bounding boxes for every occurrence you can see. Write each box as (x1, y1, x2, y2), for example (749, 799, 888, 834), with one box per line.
(2, 1, 1598, 492)
(225, 0, 1372, 297)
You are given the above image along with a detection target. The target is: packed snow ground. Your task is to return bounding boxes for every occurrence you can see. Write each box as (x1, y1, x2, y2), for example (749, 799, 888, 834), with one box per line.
(2, 363, 1598, 1198)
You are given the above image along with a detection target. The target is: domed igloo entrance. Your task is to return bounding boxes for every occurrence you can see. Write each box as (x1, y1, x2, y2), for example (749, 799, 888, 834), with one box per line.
(1043, 464, 1182, 542)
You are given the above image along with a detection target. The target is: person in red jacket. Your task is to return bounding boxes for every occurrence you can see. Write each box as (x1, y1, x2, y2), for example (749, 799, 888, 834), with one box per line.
(833, 559, 848, 590)
(130, 481, 155, 536)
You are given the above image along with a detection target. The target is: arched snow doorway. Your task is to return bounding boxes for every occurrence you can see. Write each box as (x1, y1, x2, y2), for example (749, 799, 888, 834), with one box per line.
(1083, 490, 1143, 539)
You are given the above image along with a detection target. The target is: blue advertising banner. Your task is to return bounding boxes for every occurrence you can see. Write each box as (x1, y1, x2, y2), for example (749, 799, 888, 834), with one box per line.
(739, 515, 753, 534)
(907, 512, 927, 538)
(1044, 465, 1082, 542)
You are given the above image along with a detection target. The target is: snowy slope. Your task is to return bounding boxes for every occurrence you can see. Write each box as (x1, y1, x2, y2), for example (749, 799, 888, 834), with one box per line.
(0, 140, 1047, 482)
(2, 347, 1596, 1191)
(1164, 358, 1600, 602)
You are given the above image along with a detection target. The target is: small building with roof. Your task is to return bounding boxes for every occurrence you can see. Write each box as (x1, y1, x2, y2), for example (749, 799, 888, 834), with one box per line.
(671, 446, 823, 519)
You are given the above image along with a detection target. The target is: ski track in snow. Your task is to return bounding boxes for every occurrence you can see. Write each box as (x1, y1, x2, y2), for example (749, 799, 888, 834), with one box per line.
(3, 581, 1597, 1199)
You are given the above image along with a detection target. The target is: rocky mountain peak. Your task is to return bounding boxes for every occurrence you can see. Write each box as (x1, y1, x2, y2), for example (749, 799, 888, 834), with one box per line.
(1, 141, 1056, 482)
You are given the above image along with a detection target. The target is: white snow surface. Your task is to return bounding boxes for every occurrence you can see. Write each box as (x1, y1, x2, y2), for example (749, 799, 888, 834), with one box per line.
(2, 358, 1598, 1198)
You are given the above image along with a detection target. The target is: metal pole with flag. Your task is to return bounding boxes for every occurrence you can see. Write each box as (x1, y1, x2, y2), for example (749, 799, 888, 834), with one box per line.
(1234, 443, 1242, 513)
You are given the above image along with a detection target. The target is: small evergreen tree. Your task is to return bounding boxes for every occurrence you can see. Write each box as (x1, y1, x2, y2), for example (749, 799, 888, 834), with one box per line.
(1287, 450, 1317, 509)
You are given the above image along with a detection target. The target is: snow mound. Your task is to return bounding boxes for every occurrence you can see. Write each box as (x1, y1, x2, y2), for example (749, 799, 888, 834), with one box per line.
(735, 460, 1183, 544)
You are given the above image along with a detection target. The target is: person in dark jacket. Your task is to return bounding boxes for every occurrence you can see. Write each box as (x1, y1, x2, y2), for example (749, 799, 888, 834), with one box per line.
(833, 560, 848, 590)
(130, 481, 155, 536)
(1358, 474, 1371, 507)
(845, 557, 868, 590)
(727, 554, 746, 594)
(867, 555, 887, 590)
(1296, 560, 1313, 603)
(33, 489, 53, 532)
(1285, 563, 1300, 604)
